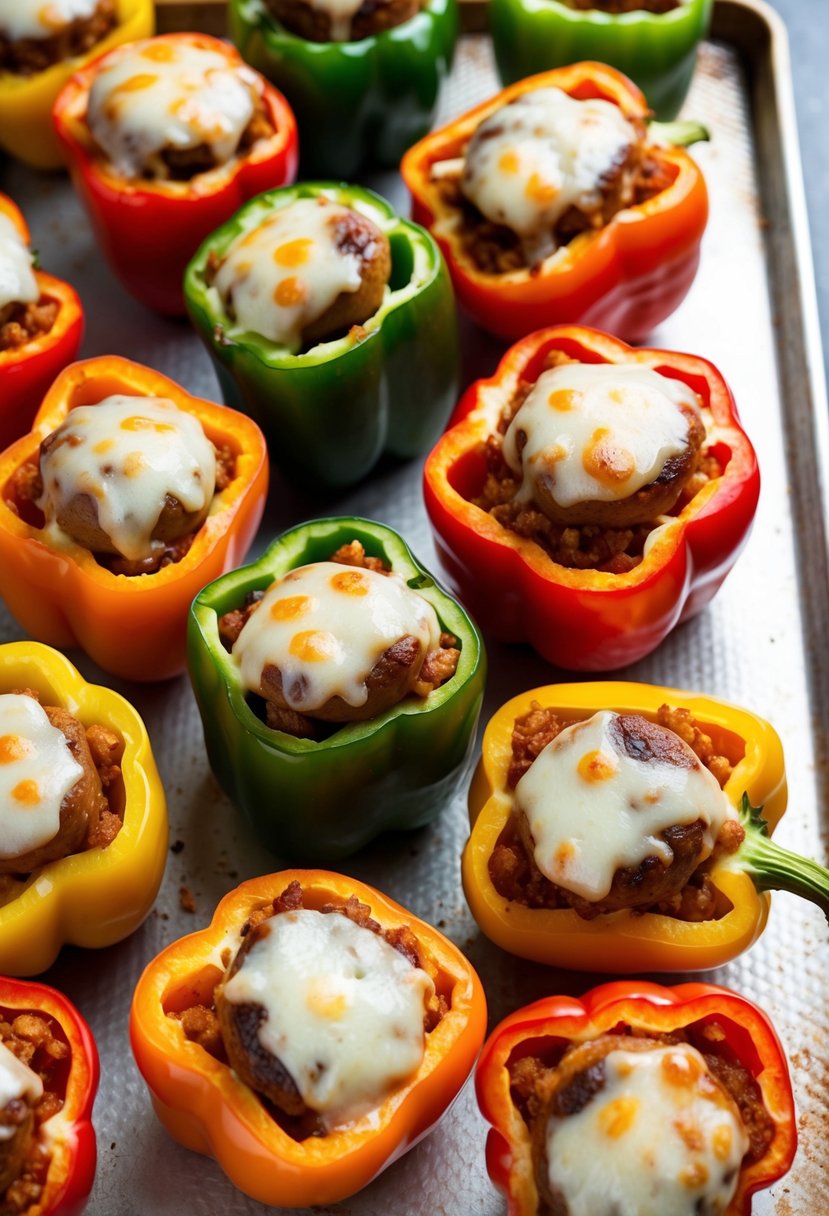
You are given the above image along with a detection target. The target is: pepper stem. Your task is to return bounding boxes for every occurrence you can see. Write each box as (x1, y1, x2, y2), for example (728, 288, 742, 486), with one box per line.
(648, 120, 710, 148)
(737, 793, 829, 919)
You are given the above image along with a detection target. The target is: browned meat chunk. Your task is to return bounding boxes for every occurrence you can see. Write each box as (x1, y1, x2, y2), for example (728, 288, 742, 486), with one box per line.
(0, 300, 58, 354)
(0, 0, 116, 76)
(265, 0, 420, 42)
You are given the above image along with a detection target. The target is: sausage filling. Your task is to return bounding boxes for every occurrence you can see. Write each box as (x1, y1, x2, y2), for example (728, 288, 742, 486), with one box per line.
(0, 0, 116, 76)
(265, 0, 422, 43)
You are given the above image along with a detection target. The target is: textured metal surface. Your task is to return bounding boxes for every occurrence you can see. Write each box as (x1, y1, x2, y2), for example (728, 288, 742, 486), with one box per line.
(1, 6, 828, 1213)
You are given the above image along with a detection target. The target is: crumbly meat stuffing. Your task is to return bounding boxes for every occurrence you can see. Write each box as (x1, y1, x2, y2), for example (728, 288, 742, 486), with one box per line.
(564, 0, 679, 10)
(0, 300, 58, 354)
(0, 0, 116, 76)
(135, 101, 275, 183)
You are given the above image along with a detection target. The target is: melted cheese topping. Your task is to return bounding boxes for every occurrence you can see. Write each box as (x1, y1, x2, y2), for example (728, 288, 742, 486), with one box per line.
(0, 694, 83, 861)
(514, 711, 735, 902)
(0, 0, 98, 41)
(0, 214, 39, 314)
(214, 198, 368, 354)
(503, 363, 701, 508)
(0, 1042, 43, 1140)
(234, 562, 441, 712)
(38, 395, 216, 563)
(223, 908, 433, 1124)
(547, 1044, 748, 1216)
(86, 41, 262, 179)
(462, 87, 637, 264)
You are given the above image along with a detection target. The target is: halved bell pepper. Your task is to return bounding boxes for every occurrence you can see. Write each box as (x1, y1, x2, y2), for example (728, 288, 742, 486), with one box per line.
(130, 869, 487, 1208)
(0, 642, 167, 976)
(0, 976, 99, 1215)
(0, 194, 84, 453)
(0, 356, 268, 682)
(0, 0, 154, 170)
(477, 980, 796, 1216)
(424, 325, 759, 671)
(489, 0, 713, 120)
(188, 516, 485, 861)
(401, 62, 709, 343)
(464, 681, 829, 973)
(184, 181, 460, 492)
(229, 0, 458, 177)
(52, 32, 299, 315)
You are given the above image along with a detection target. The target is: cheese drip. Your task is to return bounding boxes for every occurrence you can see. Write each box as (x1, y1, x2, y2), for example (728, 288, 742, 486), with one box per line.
(214, 198, 367, 353)
(461, 87, 637, 265)
(514, 711, 735, 902)
(0, 1042, 43, 1141)
(0, 0, 99, 41)
(303, 0, 390, 41)
(0, 694, 83, 860)
(87, 40, 262, 179)
(503, 363, 701, 508)
(38, 395, 216, 563)
(234, 561, 441, 712)
(547, 1044, 748, 1216)
(223, 909, 433, 1124)
(0, 214, 39, 314)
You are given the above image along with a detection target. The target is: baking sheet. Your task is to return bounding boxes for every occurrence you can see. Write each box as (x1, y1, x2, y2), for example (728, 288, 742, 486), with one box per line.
(1, 1, 828, 1211)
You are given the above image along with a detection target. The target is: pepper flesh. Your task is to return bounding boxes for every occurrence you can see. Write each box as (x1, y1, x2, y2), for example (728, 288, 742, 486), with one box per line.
(185, 182, 460, 492)
(476, 981, 796, 1216)
(187, 516, 485, 861)
(52, 32, 299, 315)
(401, 63, 708, 343)
(489, 0, 713, 120)
(424, 325, 759, 671)
(229, 0, 458, 177)
(0, 357, 268, 682)
(130, 869, 487, 1208)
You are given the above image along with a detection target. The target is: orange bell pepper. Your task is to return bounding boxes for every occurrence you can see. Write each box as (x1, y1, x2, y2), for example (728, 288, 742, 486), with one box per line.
(0, 356, 268, 682)
(130, 869, 487, 1208)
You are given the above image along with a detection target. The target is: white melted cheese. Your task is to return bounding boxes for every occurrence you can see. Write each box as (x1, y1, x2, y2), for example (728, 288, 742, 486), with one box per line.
(547, 1044, 748, 1216)
(214, 198, 368, 354)
(503, 363, 701, 508)
(0, 0, 99, 41)
(0, 213, 38, 314)
(462, 87, 637, 264)
(514, 710, 735, 902)
(223, 908, 433, 1125)
(0, 1041, 43, 1140)
(234, 561, 441, 713)
(37, 394, 216, 563)
(86, 40, 263, 179)
(0, 694, 83, 861)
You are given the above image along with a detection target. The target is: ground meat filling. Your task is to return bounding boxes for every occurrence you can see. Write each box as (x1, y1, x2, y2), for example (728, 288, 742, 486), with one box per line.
(173, 880, 448, 1140)
(564, 0, 680, 11)
(218, 540, 461, 739)
(0, 1010, 69, 1216)
(265, 0, 422, 43)
(0, 300, 58, 355)
(489, 703, 744, 922)
(508, 1024, 775, 1216)
(0, 0, 116, 76)
(137, 101, 275, 183)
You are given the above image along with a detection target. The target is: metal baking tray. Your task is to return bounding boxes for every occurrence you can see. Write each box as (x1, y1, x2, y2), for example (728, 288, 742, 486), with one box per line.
(1, 0, 827, 1211)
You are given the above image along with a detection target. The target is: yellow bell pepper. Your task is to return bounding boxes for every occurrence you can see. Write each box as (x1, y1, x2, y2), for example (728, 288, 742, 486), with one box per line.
(0, 641, 167, 975)
(0, 0, 155, 170)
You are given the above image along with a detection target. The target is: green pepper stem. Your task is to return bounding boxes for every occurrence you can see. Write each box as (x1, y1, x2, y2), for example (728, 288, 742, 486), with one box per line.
(649, 120, 710, 148)
(737, 794, 829, 919)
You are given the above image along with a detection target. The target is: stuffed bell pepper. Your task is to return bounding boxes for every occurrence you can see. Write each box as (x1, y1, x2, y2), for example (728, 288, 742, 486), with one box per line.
(0, 0, 153, 169)
(424, 325, 758, 671)
(52, 31, 298, 315)
(188, 517, 485, 860)
(130, 870, 487, 1207)
(184, 182, 460, 491)
(0, 976, 99, 1215)
(401, 62, 708, 342)
(0, 642, 167, 977)
(229, 0, 457, 177)
(477, 981, 796, 1216)
(489, 0, 713, 120)
(464, 680, 829, 973)
(0, 356, 268, 682)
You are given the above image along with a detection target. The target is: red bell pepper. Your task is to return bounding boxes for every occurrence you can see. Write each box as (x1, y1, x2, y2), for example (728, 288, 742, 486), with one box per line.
(0, 977, 98, 1215)
(0, 194, 84, 452)
(52, 32, 299, 316)
(400, 61, 708, 343)
(423, 325, 759, 670)
(477, 981, 796, 1216)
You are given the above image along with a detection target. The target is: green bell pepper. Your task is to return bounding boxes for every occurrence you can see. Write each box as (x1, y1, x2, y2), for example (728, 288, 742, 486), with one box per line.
(229, 0, 458, 177)
(489, 0, 713, 121)
(187, 517, 486, 862)
(184, 182, 461, 493)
